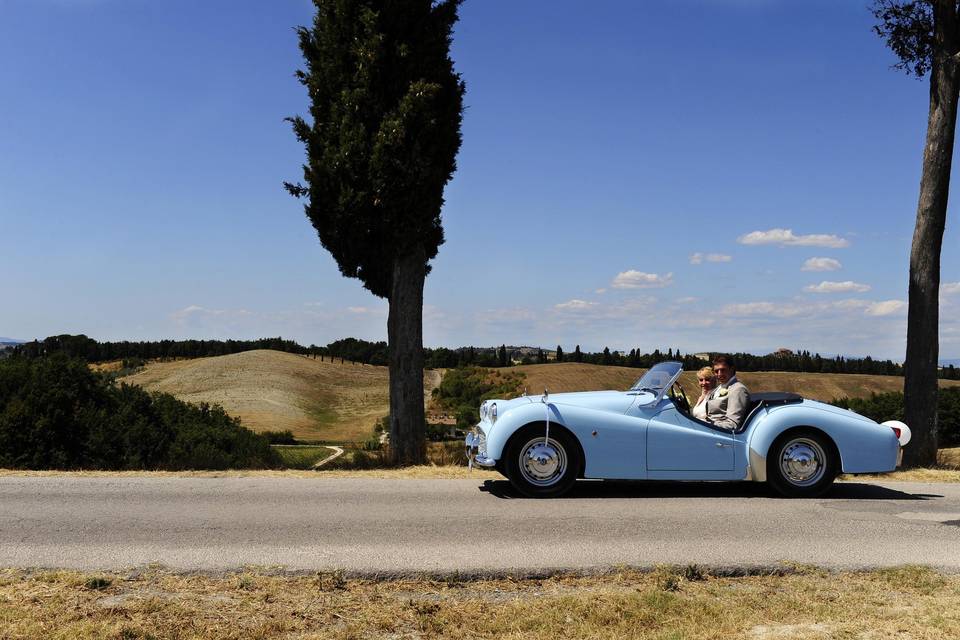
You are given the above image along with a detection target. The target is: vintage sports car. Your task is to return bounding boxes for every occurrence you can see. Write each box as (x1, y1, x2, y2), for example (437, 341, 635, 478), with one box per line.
(465, 361, 911, 498)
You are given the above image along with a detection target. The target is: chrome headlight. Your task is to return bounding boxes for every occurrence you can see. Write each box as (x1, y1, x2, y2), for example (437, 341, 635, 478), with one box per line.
(480, 402, 487, 419)
(490, 402, 497, 424)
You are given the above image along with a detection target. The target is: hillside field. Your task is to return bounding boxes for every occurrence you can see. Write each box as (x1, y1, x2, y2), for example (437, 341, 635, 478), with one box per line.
(120, 350, 394, 442)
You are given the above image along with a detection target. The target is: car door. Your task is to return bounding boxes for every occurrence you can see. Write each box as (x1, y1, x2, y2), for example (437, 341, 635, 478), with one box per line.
(574, 402, 650, 480)
(646, 403, 735, 475)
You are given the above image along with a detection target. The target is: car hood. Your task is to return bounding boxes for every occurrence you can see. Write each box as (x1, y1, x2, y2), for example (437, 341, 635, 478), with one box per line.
(489, 390, 637, 416)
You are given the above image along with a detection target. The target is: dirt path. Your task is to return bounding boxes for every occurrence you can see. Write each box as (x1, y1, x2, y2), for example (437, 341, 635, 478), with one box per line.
(310, 446, 344, 469)
(424, 368, 443, 402)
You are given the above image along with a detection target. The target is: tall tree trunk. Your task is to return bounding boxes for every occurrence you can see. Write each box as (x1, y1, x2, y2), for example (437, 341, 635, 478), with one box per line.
(903, 4, 960, 468)
(387, 247, 427, 466)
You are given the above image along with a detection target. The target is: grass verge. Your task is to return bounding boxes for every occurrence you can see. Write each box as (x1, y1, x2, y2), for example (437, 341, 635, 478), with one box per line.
(841, 447, 960, 483)
(1, 565, 957, 639)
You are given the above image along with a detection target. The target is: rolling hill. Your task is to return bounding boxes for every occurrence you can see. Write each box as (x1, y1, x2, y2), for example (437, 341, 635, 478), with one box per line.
(120, 350, 398, 442)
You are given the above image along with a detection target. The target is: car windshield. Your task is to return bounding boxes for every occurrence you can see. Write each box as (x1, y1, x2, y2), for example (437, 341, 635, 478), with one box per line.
(629, 361, 683, 393)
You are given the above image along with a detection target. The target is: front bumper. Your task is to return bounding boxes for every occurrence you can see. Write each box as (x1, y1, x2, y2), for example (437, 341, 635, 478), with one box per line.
(465, 432, 497, 469)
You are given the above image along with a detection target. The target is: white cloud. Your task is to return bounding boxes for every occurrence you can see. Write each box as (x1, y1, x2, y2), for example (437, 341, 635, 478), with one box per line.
(170, 305, 253, 321)
(865, 300, 907, 316)
(738, 228, 850, 248)
(803, 281, 871, 294)
(720, 298, 877, 319)
(720, 302, 804, 318)
(611, 270, 673, 289)
(594, 288, 607, 295)
(942, 282, 960, 295)
(801, 257, 842, 272)
(690, 253, 732, 265)
(554, 299, 597, 311)
(675, 296, 699, 304)
(347, 306, 386, 315)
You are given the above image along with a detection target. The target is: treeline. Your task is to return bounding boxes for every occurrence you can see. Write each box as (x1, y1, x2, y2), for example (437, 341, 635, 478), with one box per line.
(832, 389, 960, 446)
(15, 334, 960, 380)
(321, 340, 954, 379)
(0, 354, 279, 470)
(555, 347, 908, 377)
(13, 335, 311, 362)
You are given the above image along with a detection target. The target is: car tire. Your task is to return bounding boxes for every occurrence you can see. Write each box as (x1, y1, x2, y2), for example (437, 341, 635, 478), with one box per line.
(766, 429, 838, 498)
(504, 424, 581, 498)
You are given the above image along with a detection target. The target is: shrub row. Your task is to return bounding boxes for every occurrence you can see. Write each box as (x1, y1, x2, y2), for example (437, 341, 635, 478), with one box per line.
(0, 354, 280, 470)
(831, 387, 960, 447)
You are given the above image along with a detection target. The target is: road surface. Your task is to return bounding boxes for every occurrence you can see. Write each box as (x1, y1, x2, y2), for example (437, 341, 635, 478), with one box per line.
(1, 477, 958, 574)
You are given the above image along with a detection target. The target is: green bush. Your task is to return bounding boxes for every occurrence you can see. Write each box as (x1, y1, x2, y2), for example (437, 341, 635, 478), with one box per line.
(0, 354, 280, 470)
(262, 430, 297, 445)
(359, 436, 383, 451)
(831, 388, 960, 447)
(434, 366, 525, 426)
(426, 422, 451, 441)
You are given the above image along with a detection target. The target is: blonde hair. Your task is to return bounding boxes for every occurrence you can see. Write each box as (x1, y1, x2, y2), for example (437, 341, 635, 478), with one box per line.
(697, 367, 716, 384)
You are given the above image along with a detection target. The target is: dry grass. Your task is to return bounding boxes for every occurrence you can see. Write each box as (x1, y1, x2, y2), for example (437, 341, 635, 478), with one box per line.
(840, 447, 960, 483)
(1, 565, 957, 639)
(511, 363, 642, 394)
(88, 360, 124, 373)
(119, 350, 441, 442)
(845, 469, 960, 483)
(941, 447, 960, 468)
(514, 362, 960, 403)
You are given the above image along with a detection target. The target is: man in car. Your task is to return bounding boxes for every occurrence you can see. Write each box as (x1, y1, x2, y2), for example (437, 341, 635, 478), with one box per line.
(706, 354, 750, 430)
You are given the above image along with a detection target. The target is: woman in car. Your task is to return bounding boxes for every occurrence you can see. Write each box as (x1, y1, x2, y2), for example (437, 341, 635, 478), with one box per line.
(691, 366, 716, 421)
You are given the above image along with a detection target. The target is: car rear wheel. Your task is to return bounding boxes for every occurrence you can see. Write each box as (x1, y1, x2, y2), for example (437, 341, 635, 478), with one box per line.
(505, 425, 580, 498)
(767, 429, 837, 498)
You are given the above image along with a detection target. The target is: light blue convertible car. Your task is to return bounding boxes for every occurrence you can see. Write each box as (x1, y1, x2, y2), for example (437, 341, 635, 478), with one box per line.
(465, 361, 911, 498)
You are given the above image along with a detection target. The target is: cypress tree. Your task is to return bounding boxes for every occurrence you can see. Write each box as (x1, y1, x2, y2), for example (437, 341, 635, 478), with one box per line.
(286, 0, 465, 464)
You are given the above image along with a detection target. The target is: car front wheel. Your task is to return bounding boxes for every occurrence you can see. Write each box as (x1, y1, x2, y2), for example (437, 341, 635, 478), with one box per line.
(767, 429, 837, 498)
(505, 425, 580, 498)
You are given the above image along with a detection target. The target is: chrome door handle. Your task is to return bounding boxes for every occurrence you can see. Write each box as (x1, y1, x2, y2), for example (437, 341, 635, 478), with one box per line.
(715, 442, 732, 448)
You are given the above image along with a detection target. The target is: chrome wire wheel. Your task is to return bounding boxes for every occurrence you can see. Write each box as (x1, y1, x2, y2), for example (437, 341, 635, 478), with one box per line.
(778, 437, 827, 487)
(517, 437, 568, 487)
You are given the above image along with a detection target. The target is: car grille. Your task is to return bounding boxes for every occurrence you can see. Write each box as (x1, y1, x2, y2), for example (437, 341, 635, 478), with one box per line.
(478, 430, 487, 455)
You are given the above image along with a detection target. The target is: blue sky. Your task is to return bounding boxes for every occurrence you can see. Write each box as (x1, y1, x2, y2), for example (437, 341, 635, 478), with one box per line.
(2, 0, 959, 360)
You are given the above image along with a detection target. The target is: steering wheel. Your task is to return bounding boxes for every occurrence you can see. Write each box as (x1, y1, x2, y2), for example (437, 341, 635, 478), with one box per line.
(670, 382, 691, 414)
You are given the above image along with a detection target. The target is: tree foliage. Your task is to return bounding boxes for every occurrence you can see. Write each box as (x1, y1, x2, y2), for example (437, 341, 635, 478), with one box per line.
(832, 388, 960, 446)
(0, 355, 279, 470)
(285, 0, 464, 298)
(13, 335, 310, 362)
(872, 0, 936, 77)
(433, 366, 526, 429)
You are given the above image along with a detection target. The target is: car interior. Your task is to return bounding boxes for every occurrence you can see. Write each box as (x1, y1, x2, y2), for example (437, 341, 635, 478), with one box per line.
(667, 384, 802, 433)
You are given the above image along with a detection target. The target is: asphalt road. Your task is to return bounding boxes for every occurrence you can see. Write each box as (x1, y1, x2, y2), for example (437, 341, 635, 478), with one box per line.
(2, 477, 959, 574)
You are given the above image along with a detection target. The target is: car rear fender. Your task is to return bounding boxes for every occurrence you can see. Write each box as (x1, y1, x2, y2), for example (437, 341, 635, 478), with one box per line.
(745, 402, 898, 480)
